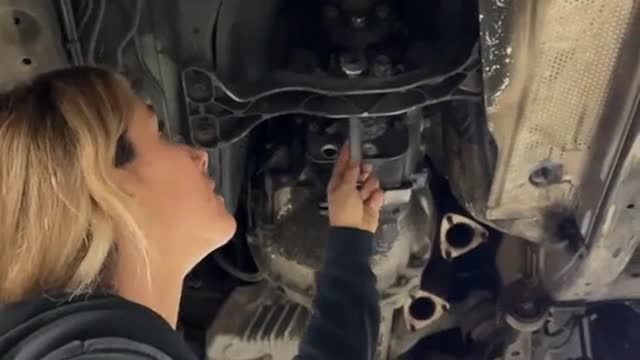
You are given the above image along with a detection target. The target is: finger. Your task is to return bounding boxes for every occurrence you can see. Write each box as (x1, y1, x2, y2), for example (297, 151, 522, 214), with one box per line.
(360, 175, 380, 200)
(359, 163, 373, 182)
(341, 163, 360, 187)
(364, 189, 384, 212)
(329, 145, 350, 191)
(332, 145, 350, 179)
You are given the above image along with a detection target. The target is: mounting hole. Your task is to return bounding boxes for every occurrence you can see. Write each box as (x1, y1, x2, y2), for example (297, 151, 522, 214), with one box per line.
(511, 350, 521, 357)
(627, 203, 635, 209)
(13, 16, 20, 25)
(631, 273, 640, 278)
(584, 282, 591, 287)
(192, 27, 201, 34)
(529, 161, 563, 187)
(321, 144, 339, 159)
(21, 57, 32, 66)
(409, 297, 436, 321)
(445, 223, 475, 249)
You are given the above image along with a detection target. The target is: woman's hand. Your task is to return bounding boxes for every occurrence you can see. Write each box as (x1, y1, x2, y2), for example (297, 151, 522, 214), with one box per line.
(327, 146, 384, 233)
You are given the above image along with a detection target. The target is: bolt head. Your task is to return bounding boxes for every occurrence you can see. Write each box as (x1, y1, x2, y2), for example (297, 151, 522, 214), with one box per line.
(351, 16, 367, 28)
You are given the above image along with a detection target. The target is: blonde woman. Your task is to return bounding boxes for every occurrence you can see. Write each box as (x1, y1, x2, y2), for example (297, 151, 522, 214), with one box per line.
(0, 67, 383, 359)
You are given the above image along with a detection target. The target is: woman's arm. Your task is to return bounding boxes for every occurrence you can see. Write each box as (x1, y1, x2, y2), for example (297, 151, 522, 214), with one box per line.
(296, 146, 384, 360)
(295, 227, 380, 360)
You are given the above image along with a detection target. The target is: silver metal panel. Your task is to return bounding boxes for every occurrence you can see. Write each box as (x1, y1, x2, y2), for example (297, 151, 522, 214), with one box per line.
(0, 0, 68, 90)
(481, 0, 639, 223)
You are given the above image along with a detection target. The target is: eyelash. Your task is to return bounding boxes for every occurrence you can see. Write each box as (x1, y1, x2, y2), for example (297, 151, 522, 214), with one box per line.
(144, 100, 172, 142)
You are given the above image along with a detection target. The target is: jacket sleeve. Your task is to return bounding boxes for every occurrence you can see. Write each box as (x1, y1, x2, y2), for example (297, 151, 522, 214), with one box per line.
(295, 227, 380, 360)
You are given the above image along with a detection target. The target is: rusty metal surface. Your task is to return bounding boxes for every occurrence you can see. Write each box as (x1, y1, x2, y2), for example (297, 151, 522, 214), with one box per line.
(0, 0, 67, 91)
(478, 0, 640, 240)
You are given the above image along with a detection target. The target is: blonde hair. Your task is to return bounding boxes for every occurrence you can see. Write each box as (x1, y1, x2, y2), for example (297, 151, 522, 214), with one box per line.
(0, 66, 146, 303)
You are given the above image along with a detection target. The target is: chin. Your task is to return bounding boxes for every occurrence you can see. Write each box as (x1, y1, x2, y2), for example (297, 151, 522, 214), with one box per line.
(209, 213, 237, 249)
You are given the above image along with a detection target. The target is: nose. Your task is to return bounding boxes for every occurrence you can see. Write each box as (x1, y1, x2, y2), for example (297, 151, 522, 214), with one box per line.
(191, 147, 209, 173)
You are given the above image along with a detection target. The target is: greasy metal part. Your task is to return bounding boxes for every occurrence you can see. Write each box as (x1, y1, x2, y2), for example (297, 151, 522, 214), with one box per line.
(250, 184, 436, 309)
(340, 53, 366, 78)
(0, 0, 68, 91)
(481, 0, 639, 217)
(530, 307, 593, 360)
(306, 117, 412, 188)
(404, 290, 450, 331)
(503, 332, 533, 360)
(541, 114, 640, 300)
(349, 117, 363, 162)
(403, 247, 454, 331)
(439, 213, 489, 260)
(474, 0, 640, 245)
(502, 279, 549, 333)
(207, 283, 395, 360)
(502, 241, 549, 333)
(206, 283, 309, 360)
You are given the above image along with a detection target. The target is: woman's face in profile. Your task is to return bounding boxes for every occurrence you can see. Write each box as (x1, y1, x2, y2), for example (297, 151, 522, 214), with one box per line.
(117, 100, 236, 264)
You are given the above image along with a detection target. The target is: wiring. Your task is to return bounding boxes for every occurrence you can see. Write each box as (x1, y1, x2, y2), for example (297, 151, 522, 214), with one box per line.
(85, 0, 105, 64)
(116, 0, 143, 70)
(132, 35, 170, 132)
(77, 0, 94, 35)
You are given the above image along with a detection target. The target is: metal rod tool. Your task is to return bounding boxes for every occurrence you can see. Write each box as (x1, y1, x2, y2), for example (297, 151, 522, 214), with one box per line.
(349, 117, 362, 163)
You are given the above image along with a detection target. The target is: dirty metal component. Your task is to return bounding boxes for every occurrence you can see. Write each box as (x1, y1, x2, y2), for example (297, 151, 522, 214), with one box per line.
(503, 332, 533, 360)
(207, 283, 395, 360)
(403, 247, 454, 331)
(440, 213, 489, 260)
(472, 0, 640, 246)
(250, 112, 431, 308)
(404, 290, 450, 331)
(0, 0, 68, 91)
(307, 117, 413, 188)
(390, 292, 494, 358)
(250, 184, 436, 309)
(541, 116, 640, 300)
(528, 161, 564, 188)
(502, 279, 549, 333)
(340, 53, 366, 78)
(206, 283, 309, 360)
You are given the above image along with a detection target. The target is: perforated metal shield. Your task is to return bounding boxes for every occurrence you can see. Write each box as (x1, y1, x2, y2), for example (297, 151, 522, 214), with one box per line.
(481, 0, 640, 224)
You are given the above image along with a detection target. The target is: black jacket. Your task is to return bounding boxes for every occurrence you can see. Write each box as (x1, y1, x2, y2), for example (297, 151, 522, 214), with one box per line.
(0, 227, 379, 359)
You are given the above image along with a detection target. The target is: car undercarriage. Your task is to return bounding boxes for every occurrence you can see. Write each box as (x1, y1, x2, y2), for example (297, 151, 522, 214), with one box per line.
(1, 0, 640, 359)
